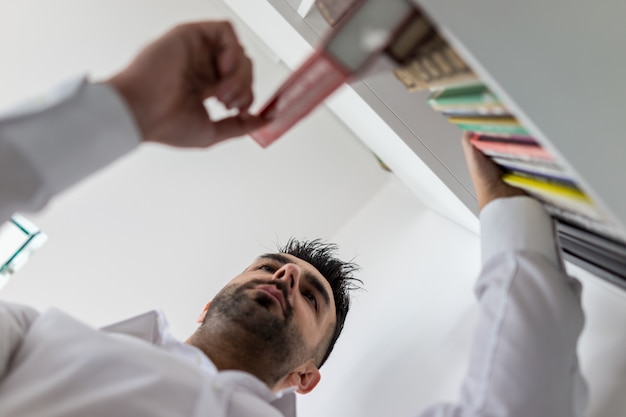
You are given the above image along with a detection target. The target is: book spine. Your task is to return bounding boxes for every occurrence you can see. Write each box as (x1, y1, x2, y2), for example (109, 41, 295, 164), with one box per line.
(503, 167, 576, 187)
(494, 159, 568, 182)
(491, 156, 564, 175)
(427, 85, 499, 107)
(502, 173, 588, 202)
(391, 29, 477, 92)
(470, 135, 552, 160)
(454, 122, 529, 136)
(440, 107, 510, 117)
(502, 173, 609, 222)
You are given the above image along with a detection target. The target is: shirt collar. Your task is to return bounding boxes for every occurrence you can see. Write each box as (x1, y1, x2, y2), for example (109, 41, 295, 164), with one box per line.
(154, 310, 298, 417)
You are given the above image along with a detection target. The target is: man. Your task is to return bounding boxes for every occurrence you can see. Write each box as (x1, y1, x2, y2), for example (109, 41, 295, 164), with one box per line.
(0, 19, 587, 417)
(0, 20, 360, 416)
(0, 238, 359, 417)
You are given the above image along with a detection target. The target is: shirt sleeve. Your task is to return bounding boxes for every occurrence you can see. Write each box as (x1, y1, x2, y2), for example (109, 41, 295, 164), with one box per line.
(0, 301, 39, 381)
(0, 78, 141, 224)
(418, 196, 588, 417)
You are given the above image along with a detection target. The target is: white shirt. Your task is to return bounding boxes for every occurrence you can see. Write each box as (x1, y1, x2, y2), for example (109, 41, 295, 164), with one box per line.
(0, 80, 588, 417)
(0, 78, 141, 224)
(417, 197, 588, 417)
(0, 303, 297, 417)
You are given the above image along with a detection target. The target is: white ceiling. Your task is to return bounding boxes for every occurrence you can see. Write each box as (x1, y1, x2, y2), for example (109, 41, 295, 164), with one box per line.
(0, 0, 391, 336)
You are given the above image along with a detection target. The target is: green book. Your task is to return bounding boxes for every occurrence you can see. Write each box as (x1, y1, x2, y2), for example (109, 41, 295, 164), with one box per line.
(427, 83, 503, 110)
(454, 122, 529, 136)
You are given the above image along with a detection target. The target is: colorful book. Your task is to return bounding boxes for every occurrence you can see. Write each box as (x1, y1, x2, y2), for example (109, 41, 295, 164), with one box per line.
(441, 107, 509, 117)
(503, 173, 605, 222)
(453, 119, 530, 136)
(502, 167, 577, 188)
(454, 123, 529, 135)
(503, 173, 586, 201)
(391, 34, 477, 92)
(427, 83, 504, 111)
(470, 134, 552, 160)
(492, 156, 566, 179)
(477, 134, 537, 144)
(251, 0, 418, 147)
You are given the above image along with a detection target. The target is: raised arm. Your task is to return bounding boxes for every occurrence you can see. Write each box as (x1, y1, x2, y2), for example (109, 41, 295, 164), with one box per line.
(0, 301, 39, 381)
(0, 21, 264, 224)
(419, 134, 587, 417)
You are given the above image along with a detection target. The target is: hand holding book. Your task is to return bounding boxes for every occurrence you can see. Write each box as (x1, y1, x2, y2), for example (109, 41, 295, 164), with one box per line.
(461, 133, 527, 211)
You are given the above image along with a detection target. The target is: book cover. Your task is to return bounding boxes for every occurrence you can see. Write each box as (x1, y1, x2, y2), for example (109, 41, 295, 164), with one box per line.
(251, 0, 416, 147)
(250, 50, 349, 147)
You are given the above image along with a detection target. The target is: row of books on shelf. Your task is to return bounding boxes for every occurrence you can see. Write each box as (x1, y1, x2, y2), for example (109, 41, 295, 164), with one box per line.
(426, 82, 623, 238)
(426, 80, 626, 279)
(310, 0, 626, 280)
(315, 0, 478, 91)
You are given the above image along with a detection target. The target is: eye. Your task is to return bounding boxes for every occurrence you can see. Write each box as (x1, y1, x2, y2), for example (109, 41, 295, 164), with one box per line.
(303, 290, 318, 311)
(258, 264, 277, 273)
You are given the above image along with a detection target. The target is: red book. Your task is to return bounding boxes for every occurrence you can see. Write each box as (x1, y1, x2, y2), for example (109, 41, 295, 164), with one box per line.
(251, 50, 350, 147)
(470, 133, 553, 160)
(251, 0, 418, 147)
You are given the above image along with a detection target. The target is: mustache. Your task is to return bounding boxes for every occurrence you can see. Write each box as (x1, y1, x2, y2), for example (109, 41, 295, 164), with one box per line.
(242, 279, 292, 312)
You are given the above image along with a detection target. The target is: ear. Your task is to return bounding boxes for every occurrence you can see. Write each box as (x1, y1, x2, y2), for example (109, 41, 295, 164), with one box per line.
(196, 301, 211, 323)
(284, 360, 321, 394)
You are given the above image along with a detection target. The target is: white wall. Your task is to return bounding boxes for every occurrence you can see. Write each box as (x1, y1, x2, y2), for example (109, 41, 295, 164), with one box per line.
(0, 0, 389, 337)
(299, 176, 482, 417)
(298, 176, 626, 417)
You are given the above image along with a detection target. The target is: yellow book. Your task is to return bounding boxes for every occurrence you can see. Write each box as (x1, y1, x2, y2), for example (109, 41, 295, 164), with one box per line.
(502, 173, 610, 222)
(448, 116, 520, 126)
(503, 173, 590, 202)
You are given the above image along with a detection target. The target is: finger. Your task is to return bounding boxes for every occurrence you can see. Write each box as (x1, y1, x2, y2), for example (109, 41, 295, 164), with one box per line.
(462, 132, 501, 184)
(460, 133, 527, 210)
(210, 114, 267, 143)
(196, 21, 245, 77)
(214, 55, 254, 109)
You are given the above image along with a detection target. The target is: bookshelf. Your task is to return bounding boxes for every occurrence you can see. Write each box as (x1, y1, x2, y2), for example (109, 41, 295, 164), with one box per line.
(223, 0, 626, 283)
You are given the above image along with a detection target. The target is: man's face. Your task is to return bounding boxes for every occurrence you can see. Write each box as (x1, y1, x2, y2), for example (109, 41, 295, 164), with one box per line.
(204, 253, 337, 381)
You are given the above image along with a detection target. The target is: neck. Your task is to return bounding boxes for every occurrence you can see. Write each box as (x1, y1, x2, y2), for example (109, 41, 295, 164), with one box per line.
(185, 321, 280, 389)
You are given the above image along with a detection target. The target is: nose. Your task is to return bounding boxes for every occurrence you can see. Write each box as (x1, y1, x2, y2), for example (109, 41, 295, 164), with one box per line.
(273, 263, 301, 298)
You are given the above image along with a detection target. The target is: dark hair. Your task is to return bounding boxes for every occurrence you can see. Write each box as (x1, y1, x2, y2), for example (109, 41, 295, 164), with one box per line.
(279, 238, 361, 367)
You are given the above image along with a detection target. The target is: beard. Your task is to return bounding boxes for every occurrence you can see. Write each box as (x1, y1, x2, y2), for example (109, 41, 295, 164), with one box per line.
(203, 279, 311, 383)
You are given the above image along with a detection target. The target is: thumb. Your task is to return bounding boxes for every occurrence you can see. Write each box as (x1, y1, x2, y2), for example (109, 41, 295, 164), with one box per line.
(208, 114, 267, 144)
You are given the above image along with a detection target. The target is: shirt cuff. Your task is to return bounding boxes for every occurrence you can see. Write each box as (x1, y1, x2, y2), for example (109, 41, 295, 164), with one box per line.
(4, 78, 141, 207)
(480, 196, 560, 267)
